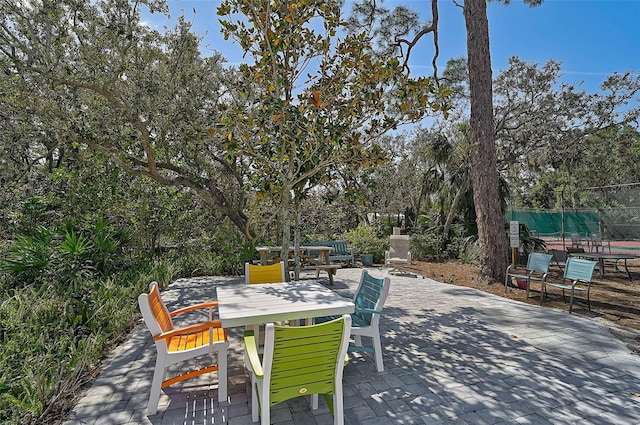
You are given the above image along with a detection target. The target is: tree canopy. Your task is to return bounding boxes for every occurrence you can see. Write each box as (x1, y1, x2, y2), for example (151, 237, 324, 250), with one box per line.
(216, 0, 450, 251)
(1, 0, 252, 233)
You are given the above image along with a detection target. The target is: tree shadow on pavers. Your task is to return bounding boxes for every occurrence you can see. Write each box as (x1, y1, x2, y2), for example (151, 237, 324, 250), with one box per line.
(154, 276, 244, 328)
(351, 299, 640, 424)
(583, 298, 640, 321)
(143, 386, 230, 425)
(164, 275, 244, 306)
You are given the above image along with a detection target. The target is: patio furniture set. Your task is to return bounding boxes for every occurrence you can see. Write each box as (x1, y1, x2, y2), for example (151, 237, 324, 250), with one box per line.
(505, 244, 636, 315)
(136, 235, 412, 423)
(138, 262, 391, 424)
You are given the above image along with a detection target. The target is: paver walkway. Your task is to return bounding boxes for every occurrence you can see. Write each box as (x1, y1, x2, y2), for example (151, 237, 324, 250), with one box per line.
(63, 268, 640, 425)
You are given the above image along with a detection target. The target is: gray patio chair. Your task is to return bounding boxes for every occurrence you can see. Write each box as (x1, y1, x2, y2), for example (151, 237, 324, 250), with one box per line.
(548, 249, 567, 274)
(590, 233, 611, 253)
(570, 233, 586, 250)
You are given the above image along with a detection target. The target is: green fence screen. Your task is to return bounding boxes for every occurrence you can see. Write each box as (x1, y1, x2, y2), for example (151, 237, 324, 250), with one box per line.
(507, 210, 600, 237)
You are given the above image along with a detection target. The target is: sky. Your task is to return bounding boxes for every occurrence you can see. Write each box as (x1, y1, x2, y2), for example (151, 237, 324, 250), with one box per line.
(143, 0, 640, 94)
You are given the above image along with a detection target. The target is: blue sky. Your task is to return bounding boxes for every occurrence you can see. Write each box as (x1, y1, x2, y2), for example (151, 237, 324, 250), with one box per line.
(144, 0, 640, 94)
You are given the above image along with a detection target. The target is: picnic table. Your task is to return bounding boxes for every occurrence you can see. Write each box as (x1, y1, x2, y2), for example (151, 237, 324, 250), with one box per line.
(255, 245, 341, 284)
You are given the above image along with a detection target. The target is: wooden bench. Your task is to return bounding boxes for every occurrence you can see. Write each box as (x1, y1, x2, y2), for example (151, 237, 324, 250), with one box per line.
(303, 240, 354, 266)
(303, 264, 342, 285)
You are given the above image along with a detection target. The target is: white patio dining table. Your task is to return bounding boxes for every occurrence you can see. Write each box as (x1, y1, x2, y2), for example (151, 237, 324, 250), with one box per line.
(216, 280, 354, 328)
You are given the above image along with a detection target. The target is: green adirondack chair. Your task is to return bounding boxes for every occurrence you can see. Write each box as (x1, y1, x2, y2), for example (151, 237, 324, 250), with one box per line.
(244, 315, 351, 425)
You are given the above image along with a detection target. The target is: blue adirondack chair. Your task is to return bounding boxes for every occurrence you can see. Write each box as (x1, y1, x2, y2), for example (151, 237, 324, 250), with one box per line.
(317, 270, 391, 372)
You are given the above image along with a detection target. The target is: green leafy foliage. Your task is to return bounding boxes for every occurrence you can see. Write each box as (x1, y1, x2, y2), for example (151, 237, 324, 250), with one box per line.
(344, 224, 387, 263)
(1, 219, 129, 291)
(0, 259, 177, 424)
(217, 0, 447, 248)
(411, 231, 443, 259)
(0, 227, 52, 285)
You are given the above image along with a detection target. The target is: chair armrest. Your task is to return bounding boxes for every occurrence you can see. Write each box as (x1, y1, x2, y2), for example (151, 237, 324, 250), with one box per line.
(572, 279, 592, 287)
(153, 320, 223, 343)
(170, 301, 219, 317)
(244, 330, 264, 379)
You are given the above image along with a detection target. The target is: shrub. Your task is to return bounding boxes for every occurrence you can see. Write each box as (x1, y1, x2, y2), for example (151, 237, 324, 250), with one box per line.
(457, 237, 480, 265)
(0, 258, 178, 424)
(343, 225, 387, 263)
(0, 226, 53, 286)
(0, 219, 130, 292)
(410, 232, 442, 260)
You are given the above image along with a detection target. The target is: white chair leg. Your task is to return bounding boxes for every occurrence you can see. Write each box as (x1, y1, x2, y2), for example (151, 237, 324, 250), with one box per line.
(311, 393, 319, 410)
(250, 376, 259, 423)
(217, 344, 228, 402)
(334, 390, 344, 425)
(372, 331, 384, 372)
(354, 335, 363, 347)
(147, 357, 165, 415)
(260, 391, 270, 425)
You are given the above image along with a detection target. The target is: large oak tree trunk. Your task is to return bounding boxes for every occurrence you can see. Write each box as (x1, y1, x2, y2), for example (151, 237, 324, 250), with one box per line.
(463, 0, 508, 283)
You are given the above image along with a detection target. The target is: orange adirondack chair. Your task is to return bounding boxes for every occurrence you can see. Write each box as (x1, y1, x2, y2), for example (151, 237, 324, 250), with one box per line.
(138, 282, 229, 415)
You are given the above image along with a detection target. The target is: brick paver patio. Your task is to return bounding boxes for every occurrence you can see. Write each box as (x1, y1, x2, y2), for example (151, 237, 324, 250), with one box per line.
(63, 268, 640, 425)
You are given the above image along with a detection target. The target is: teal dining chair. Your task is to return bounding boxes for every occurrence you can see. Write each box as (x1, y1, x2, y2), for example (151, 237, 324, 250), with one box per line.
(317, 270, 391, 372)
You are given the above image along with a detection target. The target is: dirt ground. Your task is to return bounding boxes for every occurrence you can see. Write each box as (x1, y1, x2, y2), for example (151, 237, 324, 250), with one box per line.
(393, 258, 640, 354)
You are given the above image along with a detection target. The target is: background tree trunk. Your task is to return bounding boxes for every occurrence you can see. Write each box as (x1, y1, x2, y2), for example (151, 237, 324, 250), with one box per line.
(463, 0, 508, 283)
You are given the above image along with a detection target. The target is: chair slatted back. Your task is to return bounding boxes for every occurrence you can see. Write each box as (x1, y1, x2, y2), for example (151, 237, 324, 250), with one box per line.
(140, 282, 174, 337)
(353, 271, 389, 327)
(303, 240, 348, 254)
(333, 241, 348, 254)
(266, 316, 350, 407)
(564, 258, 597, 283)
(526, 252, 552, 274)
(245, 261, 286, 284)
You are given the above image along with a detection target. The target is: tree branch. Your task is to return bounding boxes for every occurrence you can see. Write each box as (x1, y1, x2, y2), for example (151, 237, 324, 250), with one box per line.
(393, 0, 439, 80)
